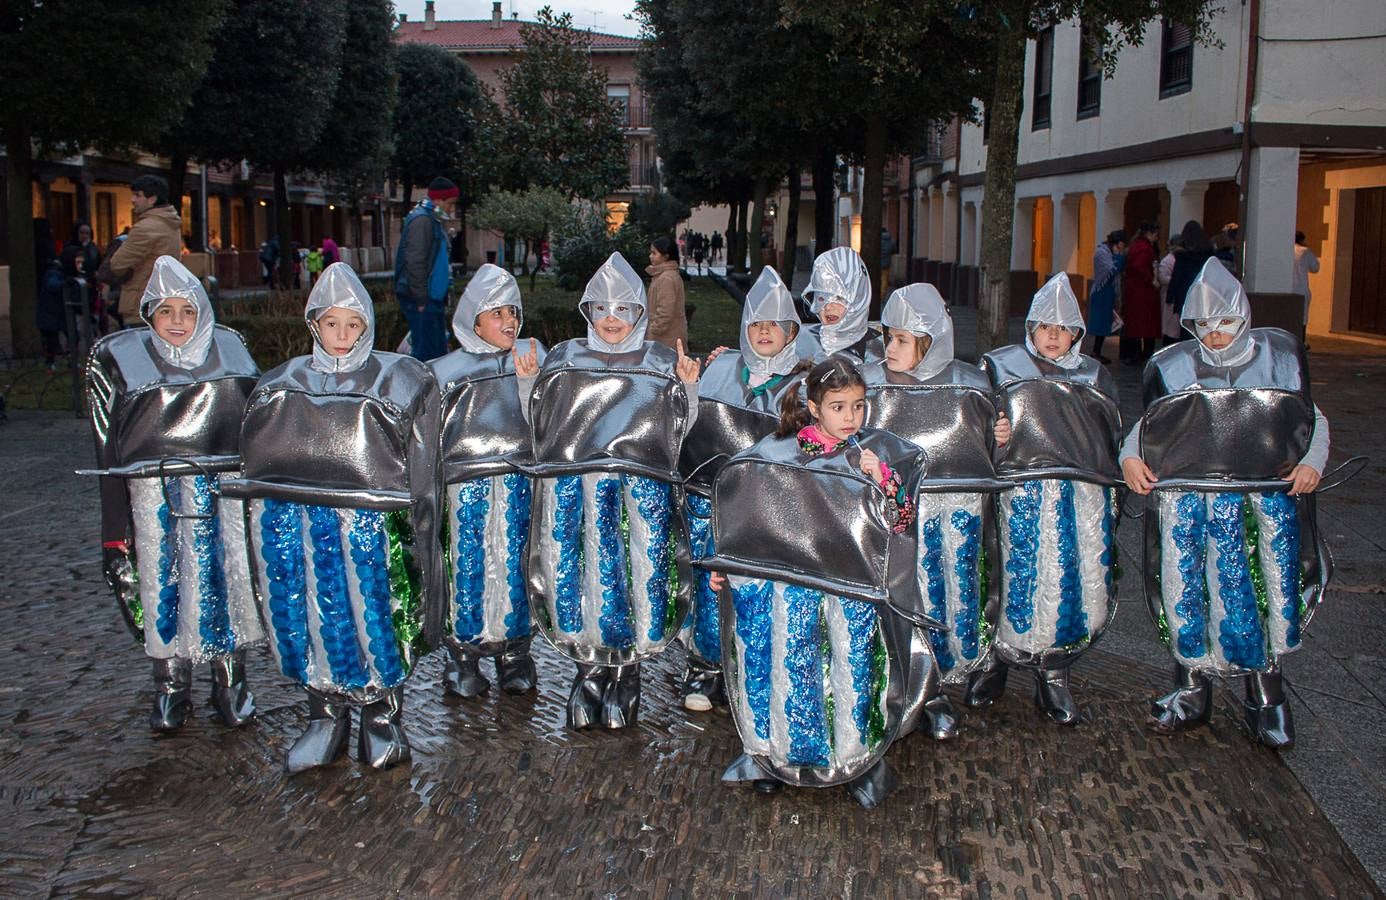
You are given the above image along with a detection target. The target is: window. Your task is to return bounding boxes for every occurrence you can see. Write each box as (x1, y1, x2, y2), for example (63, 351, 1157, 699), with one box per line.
(1160, 19, 1194, 97)
(1031, 26, 1053, 130)
(1076, 23, 1102, 119)
(607, 85, 631, 127)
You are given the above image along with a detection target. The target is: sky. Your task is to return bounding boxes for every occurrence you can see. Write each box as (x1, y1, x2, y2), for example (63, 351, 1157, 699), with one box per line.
(393, 0, 642, 37)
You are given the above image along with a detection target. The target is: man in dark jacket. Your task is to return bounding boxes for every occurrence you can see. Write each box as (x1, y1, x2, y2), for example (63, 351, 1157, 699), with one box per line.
(394, 176, 456, 361)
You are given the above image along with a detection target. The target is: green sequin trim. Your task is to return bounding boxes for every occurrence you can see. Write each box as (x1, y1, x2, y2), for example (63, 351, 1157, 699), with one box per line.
(820, 607, 834, 751)
(976, 543, 992, 648)
(385, 510, 427, 664)
(1243, 497, 1270, 625)
(126, 558, 144, 629)
(1156, 606, 1171, 648)
(867, 629, 887, 749)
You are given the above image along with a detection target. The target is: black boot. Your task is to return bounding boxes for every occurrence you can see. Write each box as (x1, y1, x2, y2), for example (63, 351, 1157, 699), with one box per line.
(286, 690, 351, 774)
(1148, 663, 1212, 734)
(844, 758, 897, 809)
(150, 657, 193, 732)
(681, 657, 726, 712)
(1244, 671, 1294, 750)
(963, 658, 1008, 708)
(495, 637, 538, 694)
(358, 686, 411, 770)
(1034, 667, 1080, 726)
(602, 663, 642, 729)
(567, 664, 607, 730)
(209, 649, 256, 727)
(442, 639, 490, 698)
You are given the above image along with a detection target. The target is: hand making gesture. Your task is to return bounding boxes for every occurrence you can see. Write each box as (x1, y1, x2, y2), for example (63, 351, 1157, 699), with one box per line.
(675, 339, 700, 384)
(512, 338, 540, 377)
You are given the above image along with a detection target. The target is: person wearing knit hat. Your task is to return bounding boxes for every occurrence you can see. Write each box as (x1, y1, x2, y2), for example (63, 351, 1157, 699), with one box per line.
(394, 176, 458, 361)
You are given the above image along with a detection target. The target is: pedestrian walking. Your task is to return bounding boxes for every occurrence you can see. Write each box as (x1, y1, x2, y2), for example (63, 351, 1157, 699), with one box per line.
(1120, 221, 1161, 363)
(394, 176, 456, 361)
(1293, 230, 1320, 328)
(645, 235, 687, 350)
(1086, 230, 1127, 364)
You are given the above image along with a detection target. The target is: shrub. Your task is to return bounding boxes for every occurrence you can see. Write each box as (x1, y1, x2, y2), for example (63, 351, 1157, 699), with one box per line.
(552, 208, 654, 291)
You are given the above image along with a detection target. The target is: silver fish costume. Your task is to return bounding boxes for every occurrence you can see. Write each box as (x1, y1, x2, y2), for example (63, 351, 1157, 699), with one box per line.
(221, 263, 445, 772)
(1124, 258, 1332, 748)
(521, 253, 696, 730)
(798, 246, 885, 364)
(84, 255, 263, 732)
(975, 273, 1122, 725)
(429, 264, 544, 699)
(678, 267, 804, 711)
(700, 426, 930, 808)
(865, 283, 1005, 740)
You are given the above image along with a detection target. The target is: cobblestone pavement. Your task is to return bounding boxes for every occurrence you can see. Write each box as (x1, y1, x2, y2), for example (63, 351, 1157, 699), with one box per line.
(2, 335, 1384, 898)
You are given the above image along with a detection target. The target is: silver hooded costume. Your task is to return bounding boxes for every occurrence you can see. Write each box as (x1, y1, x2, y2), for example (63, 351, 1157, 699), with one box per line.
(522, 253, 695, 730)
(798, 247, 884, 364)
(84, 255, 263, 732)
(698, 428, 929, 808)
(678, 268, 805, 704)
(221, 263, 444, 771)
(975, 273, 1122, 725)
(864, 284, 1004, 739)
(1129, 258, 1332, 748)
(429, 265, 545, 698)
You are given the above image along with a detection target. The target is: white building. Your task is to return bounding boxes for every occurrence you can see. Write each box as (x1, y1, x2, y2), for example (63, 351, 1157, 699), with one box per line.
(913, 0, 1386, 340)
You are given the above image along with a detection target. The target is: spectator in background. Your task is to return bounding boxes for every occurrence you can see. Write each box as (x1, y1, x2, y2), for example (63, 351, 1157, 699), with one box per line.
(645, 234, 687, 350)
(1165, 220, 1214, 335)
(321, 234, 339, 266)
(1156, 234, 1182, 345)
(1212, 221, 1239, 278)
(99, 174, 181, 306)
(710, 230, 723, 265)
(879, 226, 896, 299)
(305, 246, 325, 287)
(34, 220, 65, 372)
(257, 238, 279, 287)
(1293, 230, 1320, 329)
(1120, 221, 1161, 364)
(691, 230, 706, 275)
(1086, 229, 1127, 364)
(394, 176, 456, 361)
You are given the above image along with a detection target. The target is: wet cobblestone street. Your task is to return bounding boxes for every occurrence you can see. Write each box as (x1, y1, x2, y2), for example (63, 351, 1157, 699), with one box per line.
(2, 338, 1384, 898)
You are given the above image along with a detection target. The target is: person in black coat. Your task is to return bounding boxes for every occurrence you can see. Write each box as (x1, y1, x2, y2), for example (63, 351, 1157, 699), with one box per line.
(34, 220, 66, 370)
(1163, 220, 1214, 340)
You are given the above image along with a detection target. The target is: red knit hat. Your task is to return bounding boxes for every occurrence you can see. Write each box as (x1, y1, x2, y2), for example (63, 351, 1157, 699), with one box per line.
(427, 177, 459, 202)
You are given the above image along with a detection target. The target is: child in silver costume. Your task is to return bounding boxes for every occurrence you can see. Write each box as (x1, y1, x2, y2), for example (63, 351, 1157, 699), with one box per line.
(797, 246, 885, 365)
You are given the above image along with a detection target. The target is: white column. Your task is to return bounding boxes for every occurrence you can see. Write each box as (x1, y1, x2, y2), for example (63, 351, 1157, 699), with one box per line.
(1168, 181, 1208, 236)
(1243, 146, 1299, 294)
(960, 201, 978, 267)
(1011, 197, 1037, 270)
(1095, 188, 1128, 245)
(1053, 193, 1080, 276)
(942, 182, 959, 262)
(928, 185, 945, 260)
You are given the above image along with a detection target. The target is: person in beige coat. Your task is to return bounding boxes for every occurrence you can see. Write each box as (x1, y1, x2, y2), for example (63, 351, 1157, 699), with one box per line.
(645, 235, 687, 350)
(99, 175, 183, 308)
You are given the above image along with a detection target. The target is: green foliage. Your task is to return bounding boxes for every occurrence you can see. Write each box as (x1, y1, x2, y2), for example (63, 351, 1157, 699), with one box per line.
(551, 208, 653, 291)
(627, 192, 691, 238)
(472, 187, 574, 251)
(494, 8, 629, 199)
(308, 0, 398, 194)
(391, 43, 487, 199)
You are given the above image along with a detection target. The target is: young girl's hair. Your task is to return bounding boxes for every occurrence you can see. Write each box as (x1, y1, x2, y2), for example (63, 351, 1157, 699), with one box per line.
(776, 356, 867, 437)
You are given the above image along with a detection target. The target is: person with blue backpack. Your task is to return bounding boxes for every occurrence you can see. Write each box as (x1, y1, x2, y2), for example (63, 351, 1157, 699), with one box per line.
(395, 177, 457, 361)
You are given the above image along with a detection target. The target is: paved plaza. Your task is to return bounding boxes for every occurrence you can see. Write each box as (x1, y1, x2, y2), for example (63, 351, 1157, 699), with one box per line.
(1, 324, 1384, 897)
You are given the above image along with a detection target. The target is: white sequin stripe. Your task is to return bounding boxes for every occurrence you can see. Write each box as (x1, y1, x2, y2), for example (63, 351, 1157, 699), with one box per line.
(727, 574, 773, 759)
(1202, 494, 1236, 671)
(624, 479, 658, 654)
(1072, 481, 1113, 637)
(171, 478, 204, 659)
(218, 494, 262, 648)
(1254, 494, 1296, 660)
(533, 480, 564, 638)
(299, 504, 332, 691)
(129, 478, 173, 658)
(248, 498, 287, 673)
(579, 472, 616, 650)
(997, 482, 1061, 654)
(822, 599, 867, 768)
(767, 579, 793, 769)
(338, 510, 384, 694)
(479, 474, 516, 645)
(1157, 491, 1207, 668)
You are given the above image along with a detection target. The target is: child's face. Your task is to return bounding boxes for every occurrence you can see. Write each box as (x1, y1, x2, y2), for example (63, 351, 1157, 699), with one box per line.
(1195, 317, 1242, 351)
(746, 320, 790, 357)
(150, 297, 197, 347)
(317, 307, 367, 356)
(591, 303, 637, 345)
(820, 299, 847, 325)
(1031, 323, 1075, 360)
(885, 328, 931, 373)
(474, 305, 519, 350)
(808, 384, 866, 442)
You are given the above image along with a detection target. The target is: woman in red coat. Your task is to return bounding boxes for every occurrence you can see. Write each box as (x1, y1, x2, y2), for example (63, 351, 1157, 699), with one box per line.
(1120, 221, 1161, 363)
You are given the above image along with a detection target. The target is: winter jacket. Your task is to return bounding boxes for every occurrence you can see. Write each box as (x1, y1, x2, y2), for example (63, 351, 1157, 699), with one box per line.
(645, 259, 687, 350)
(102, 205, 182, 305)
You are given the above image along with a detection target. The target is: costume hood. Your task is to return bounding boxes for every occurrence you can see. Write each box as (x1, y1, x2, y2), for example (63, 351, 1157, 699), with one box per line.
(305, 262, 376, 373)
(881, 283, 953, 380)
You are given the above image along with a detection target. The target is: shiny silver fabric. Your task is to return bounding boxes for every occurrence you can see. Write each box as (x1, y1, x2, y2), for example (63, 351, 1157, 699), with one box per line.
(802, 246, 872, 356)
(1181, 258, 1255, 367)
(305, 263, 377, 374)
(525, 340, 690, 480)
(84, 317, 262, 653)
(795, 323, 885, 366)
(452, 264, 523, 354)
(1140, 389, 1312, 490)
(580, 253, 648, 353)
(880, 283, 954, 380)
(1022, 272, 1087, 370)
(679, 354, 801, 496)
(701, 430, 933, 622)
(139, 256, 217, 370)
(433, 343, 547, 483)
(1143, 328, 1310, 407)
(739, 267, 802, 377)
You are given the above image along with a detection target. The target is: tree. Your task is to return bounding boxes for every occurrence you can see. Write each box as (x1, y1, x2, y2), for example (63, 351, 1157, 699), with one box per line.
(495, 8, 629, 200)
(391, 43, 488, 226)
(471, 186, 573, 287)
(1, 0, 224, 356)
(627, 192, 691, 238)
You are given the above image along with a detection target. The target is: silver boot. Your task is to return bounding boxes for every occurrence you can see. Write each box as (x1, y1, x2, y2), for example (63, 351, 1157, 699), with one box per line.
(209, 649, 256, 727)
(1244, 671, 1294, 750)
(442, 638, 490, 698)
(495, 637, 538, 694)
(150, 657, 193, 732)
(358, 686, 412, 770)
(963, 656, 1008, 708)
(286, 690, 351, 774)
(602, 663, 642, 730)
(1034, 667, 1080, 726)
(1148, 663, 1212, 734)
(567, 664, 607, 730)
